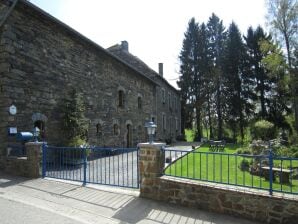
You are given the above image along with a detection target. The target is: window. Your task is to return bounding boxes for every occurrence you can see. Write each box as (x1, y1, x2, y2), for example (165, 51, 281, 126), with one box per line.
(168, 93, 171, 109)
(162, 114, 166, 132)
(175, 118, 178, 131)
(161, 89, 165, 104)
(96, 123, 102, 137)
(138, 96, 142, 109)
(118, 90, 124, 107)
(113, 124, 119, 136)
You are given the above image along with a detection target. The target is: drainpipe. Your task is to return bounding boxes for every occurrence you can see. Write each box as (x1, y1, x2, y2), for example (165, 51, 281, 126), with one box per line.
(0, 0, 19, 28)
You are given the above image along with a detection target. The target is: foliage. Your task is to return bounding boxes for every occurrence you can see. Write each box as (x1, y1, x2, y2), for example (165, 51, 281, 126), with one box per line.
(61, 89, 89, 146)
(266, 0, 298, 131)
(266, 0, 298, 68)
(249, 140, 268, 155)
(178, 12, 296, 144)
(251, 120, 277, 141)
(239, 158, 250, 171)
(185, 129, 195, 142)
(236, 147, 252, 155)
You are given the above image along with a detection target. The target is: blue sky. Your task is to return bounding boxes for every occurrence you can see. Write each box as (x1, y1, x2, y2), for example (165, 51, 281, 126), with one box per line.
(30, 0, 267, 88)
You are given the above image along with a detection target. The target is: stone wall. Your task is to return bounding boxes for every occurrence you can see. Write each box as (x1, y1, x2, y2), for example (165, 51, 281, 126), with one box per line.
(1, 142, 42, 178)
(138, 143, 298, 224)
(0, 0, 157, 157)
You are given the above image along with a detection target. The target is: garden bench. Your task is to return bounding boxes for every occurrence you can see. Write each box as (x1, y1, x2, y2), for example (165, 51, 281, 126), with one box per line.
(261, 166, 293, 184)
(209, 140, 226, 152)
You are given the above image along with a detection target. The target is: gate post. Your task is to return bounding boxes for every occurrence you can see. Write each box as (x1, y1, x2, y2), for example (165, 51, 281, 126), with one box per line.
(138, 142, 165, 199)
(25, 142, 43, 178)
(83, 147, 87, 186)
(42, 143, 46, 178)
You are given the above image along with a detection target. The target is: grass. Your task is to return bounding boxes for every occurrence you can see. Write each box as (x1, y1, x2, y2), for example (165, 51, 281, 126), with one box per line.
(164, 144, 298, 194)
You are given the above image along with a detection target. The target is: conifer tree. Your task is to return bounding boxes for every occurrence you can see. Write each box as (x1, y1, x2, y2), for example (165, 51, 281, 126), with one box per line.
(207, 13, 226, 139)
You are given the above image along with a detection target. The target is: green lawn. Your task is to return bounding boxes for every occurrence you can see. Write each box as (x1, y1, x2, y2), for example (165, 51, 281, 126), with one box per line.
(164, 144, 298, 194)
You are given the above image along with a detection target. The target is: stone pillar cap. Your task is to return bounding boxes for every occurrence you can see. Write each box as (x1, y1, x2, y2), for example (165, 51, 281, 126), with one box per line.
(138, 142, 166, 148)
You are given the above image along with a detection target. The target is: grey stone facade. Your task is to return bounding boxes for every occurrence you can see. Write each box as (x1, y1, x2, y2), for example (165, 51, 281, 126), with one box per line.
(108, 43, 181, 143)
(0, 0, 181, 156)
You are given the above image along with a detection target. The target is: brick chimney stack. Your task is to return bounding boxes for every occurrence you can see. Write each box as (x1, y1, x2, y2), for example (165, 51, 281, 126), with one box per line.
(158, 63, 163, 77)
(121, 41, 128, 52)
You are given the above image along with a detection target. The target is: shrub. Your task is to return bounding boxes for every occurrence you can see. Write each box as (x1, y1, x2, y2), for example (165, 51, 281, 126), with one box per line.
(251, 120, 277, 141)
(235, 148, 251, 155)
(249, 140, 267, 155)
(239, 159, 250, 171)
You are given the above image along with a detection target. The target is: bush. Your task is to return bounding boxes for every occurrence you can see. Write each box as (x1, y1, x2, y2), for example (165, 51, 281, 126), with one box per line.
(251, 120, 277, 141)
(249, 140, 268, 155)
(239, 159, 250, 171)
(235, 148, 251, 155)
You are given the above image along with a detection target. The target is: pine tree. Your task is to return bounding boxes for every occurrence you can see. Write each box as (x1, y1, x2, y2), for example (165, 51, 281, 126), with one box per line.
(207, 13, 226, 140)
(178, 18, 202, 139)
(244, 26, 271, 119)
(223, 22, 252, 142)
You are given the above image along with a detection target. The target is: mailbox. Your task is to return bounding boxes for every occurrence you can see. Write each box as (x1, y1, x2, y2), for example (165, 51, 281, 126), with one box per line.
(16, 132, 33, 141)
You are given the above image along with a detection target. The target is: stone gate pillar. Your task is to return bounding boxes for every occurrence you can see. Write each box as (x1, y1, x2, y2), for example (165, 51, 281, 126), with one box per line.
(138, 142, 165, 199)
(25, 142, 43, 178)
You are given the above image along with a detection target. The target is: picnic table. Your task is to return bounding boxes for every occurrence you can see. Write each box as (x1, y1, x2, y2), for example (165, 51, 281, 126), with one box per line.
(261, 166, 292, 184)
(209, 140, 226, 152)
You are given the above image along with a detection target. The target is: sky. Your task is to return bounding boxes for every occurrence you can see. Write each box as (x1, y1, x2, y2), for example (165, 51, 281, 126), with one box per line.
(30, 0, 267, 88)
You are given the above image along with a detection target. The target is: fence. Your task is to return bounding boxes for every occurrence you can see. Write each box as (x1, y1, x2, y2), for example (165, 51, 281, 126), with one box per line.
(42, 145, 139, 188)
(163, 148, 298, 195)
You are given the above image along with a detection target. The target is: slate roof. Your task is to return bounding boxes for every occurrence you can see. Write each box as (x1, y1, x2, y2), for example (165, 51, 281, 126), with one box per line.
(108, 44, 179, 93)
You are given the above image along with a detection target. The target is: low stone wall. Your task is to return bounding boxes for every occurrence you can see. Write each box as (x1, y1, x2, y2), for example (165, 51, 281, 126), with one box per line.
(0, 142, 42, 178)
(138, 143, 298, 224)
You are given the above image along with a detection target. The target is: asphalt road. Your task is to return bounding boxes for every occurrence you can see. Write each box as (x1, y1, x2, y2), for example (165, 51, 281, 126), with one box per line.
(0, 197, 85, 224)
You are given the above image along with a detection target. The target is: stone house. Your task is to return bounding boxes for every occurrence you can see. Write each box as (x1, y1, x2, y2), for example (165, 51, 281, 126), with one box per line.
(0, 0, 181, 157)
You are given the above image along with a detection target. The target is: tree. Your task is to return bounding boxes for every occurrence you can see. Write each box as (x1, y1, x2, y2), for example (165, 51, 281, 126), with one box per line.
(178, 18, 204, 139)
(61, 89, 89, 146)
(266, 0, 298, 130)
(266, 0, 298, 68)
(207, 13, 226, 139)
(223, 22, 253, 142)
(178, 18, 198, 135)
(244, 26, 271, 119)
(260, 39, 291, 129)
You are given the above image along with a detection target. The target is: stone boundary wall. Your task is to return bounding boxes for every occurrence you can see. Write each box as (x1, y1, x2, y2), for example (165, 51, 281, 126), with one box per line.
(138, 143, 298, 224)
(0, 142, 42, 178)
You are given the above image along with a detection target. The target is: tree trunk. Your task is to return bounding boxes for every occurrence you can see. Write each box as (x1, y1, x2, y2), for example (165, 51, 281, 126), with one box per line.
(260, 79, 267, 118)
(216, 81, 223, 140)
(207, 93, 213, 139)
(196, 105, 202, 141)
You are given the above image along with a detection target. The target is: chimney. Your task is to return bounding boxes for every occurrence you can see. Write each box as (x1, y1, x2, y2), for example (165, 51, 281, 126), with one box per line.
(158, 63, 163, 77)
(121, 41, 129, 52)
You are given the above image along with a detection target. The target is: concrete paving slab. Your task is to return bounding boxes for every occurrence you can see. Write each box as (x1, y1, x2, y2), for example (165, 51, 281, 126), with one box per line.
(0, 172, 261, 224)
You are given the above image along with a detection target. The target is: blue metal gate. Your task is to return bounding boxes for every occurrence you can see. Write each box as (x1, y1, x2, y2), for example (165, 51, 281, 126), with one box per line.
(42, 144, 139, 188)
